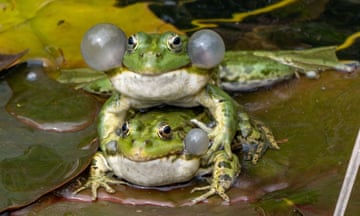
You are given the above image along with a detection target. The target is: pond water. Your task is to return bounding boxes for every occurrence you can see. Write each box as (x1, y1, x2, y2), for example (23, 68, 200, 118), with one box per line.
(1, 0, 360, 215)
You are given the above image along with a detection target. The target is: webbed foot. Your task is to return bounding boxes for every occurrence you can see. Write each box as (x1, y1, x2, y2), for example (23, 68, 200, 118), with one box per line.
(191, 151, 240, 204)
(191, 185, 229, 204)
(73, 152, 127, 200)
(73, 174, 127, 200)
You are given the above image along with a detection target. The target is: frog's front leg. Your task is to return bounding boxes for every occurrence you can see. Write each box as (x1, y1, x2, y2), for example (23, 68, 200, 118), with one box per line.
(191, 151, 240, 204)
(196, 84, 238, 159)
(98, 93, 130, 151)
(237, 111, 280, 164)
(73, 152, 127, 200)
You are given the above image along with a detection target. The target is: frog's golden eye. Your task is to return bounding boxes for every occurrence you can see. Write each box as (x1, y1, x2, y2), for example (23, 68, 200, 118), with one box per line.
(117, 121, 130, 137)
(127, 35, 138, 52)
(167, 33, 183, 53)
(157, 123, 172, 139)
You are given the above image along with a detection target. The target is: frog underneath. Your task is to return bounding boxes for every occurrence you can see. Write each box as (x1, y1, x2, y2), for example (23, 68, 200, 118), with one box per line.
(74, 107, 279, 203)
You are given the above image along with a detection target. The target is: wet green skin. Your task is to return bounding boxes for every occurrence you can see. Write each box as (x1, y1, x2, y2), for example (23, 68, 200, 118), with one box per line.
(74, 108, 279, 203)
(99, 32, 238, 160)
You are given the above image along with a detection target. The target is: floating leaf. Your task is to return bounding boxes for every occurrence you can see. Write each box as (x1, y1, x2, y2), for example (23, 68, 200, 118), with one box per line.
(0, 1, 180, 68)
(5, 64, 99, 132)
(0, 76, 98, 212)
(8, 69, 360, 215)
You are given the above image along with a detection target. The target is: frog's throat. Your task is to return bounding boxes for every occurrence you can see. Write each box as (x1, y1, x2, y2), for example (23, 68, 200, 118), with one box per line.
(110, 69, 210, 102)
(106, 154, 200, 186)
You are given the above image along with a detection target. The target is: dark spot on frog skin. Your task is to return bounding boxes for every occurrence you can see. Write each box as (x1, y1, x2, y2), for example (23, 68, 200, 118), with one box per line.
(219, 174, 232, 182)
(218, 161, 232, 169)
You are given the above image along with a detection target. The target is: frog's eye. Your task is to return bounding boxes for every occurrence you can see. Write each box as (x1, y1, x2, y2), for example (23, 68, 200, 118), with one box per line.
(158, 123, 172, 139)
(127, 35, 138, 52)
(117, 121, 130, 137)
(167, 33, 183, 53)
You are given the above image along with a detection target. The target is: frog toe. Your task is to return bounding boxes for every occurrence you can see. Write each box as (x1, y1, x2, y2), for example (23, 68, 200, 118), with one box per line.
(191, 185, 213, 203)
(191, 185, 211, 193)
(73, 179, 102, 200)
(191, 185, 230, 204)
(73, 184, 90, 196)
(74, 176, 126, 200)
(100, 181, 116, 194)
(269, 139, 280, 150)
(190, 118, 213, 133)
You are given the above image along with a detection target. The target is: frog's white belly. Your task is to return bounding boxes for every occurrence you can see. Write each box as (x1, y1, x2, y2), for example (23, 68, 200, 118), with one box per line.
(106, 155, 200, 186)
(110, 70, 209, 105)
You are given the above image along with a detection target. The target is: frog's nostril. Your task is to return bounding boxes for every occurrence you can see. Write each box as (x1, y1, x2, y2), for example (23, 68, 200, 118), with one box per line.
(139, 53, 144, 58)
(156, 53, 161, 58)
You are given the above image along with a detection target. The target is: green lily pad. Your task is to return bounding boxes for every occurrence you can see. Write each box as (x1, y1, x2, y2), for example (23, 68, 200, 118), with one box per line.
(9, 69, 359, 215)
(5, 64, 99, 132)
(240, 70, 360, 215)
(0, 65, 99, 212)
(7, 69, 359, 215)
(13, 197, 258, 216)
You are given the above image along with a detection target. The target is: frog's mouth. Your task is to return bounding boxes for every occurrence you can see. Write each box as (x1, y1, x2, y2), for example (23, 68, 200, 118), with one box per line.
(122, 147, 185, 162)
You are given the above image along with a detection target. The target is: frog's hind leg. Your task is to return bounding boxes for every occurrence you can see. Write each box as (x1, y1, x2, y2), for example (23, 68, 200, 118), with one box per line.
(248, 119, 280, 164)
(191, 151, 240, 204)
(237, 111, 280, 164)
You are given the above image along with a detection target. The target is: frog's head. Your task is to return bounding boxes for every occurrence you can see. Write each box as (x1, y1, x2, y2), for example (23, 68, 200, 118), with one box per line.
(81, 24, 225, 74)
(113, 109, 209, 162)
(122, 32, 190, 74)
(116, 109, 193, 161)
(122, 30, 226, 74)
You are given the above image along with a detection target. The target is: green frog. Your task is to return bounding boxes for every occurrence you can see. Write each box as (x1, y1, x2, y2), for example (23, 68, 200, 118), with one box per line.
(74, 107, 279, 203)
(93, 29, 240, 160)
